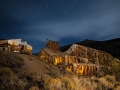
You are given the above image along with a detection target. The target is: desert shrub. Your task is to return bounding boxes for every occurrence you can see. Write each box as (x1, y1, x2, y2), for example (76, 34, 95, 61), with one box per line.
(49, 66, 60, 77)
(32, 55, 40, 59)
(99, 75, 116, 90)
(0, 55, 24, 68)
(7, 57, 24, 68)
(91, 76, 98, 82)
(99, 77, 108, 90)
(114, 86, 120, 90)
(5, 74, 119, 90)
(43, 76, 79, 90)
(42, 74, 51, 79)
(79, 77, 93, 90)
(15, 55, 24, 66)
(0, 56, 6, 66)
(29, 86, 39, 90)
(43, 72, 97, 90)
(104, 75, 116, 82)
(0, 67, 13, 86)
(65, 76, 94, 90)
(43, 77, 62, 90)
(0, 79, 29, 90)
(22, 49, 32, 55)
(0, 67, 12, 76)
(14, 55, 24, 61)
(61, 76, 76, 90)
(116, 73, 120, 81)
(70, 75, 85, 90)
(44, 65, 61, 78)
(111, 60, 120, 73)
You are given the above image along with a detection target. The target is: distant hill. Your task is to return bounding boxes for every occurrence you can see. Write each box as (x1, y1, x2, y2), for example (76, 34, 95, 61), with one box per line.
(60, 38, 120, 59)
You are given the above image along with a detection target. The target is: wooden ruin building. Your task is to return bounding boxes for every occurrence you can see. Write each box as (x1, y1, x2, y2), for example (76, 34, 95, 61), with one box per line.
(38, 39, 117, 76)
(0, 39, 32, 54)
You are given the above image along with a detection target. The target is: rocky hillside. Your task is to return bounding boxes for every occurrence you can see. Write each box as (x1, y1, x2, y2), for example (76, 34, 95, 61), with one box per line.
(0, 52, 120, 90)
(60, 38, 120, 59)
(0, 52, 56, 90)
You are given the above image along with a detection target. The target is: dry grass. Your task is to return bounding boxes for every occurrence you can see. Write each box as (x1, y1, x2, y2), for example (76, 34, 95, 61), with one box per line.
(21, 49, 32, 55)
(114, 86, 120, 90)
(0, 52, 120, 90)
(0, 67, 12, 75)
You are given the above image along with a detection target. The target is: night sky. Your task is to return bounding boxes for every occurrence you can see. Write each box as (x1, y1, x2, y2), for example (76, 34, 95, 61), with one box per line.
(0, 0, 120, 53)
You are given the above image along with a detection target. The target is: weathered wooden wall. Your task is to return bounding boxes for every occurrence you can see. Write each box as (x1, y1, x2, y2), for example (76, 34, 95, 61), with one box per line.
(65, 44, 114, 65)
(0, 40, 8, 45)
(8, 39, 21, 45)
(65, 55, 88, 65)
(39, 48, 64, 65)
(46, 39, 59, 51)
(66, 63, 100, 76)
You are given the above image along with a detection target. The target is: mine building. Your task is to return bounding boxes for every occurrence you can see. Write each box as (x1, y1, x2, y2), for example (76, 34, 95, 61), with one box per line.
(62, 43, 115, 66)
(0, 38, 32, 54)
(38, 39, 102, 76)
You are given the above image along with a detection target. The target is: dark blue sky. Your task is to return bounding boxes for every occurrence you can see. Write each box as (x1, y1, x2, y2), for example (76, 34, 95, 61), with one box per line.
(0, 0, 120, 53)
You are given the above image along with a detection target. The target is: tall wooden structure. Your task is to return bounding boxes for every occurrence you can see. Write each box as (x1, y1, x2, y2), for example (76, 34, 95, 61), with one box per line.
(46, 39, 59, 51)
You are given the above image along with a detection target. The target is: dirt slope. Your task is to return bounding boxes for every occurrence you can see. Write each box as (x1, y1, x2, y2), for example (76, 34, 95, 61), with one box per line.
(0, 52, 50, 76)
(20, 54, 50, 76)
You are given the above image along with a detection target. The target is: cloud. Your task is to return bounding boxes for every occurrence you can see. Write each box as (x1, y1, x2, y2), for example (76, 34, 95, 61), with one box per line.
(2, 0, 120, 53)
(23, 7, 120, 42)
(8, 0, 119, 43)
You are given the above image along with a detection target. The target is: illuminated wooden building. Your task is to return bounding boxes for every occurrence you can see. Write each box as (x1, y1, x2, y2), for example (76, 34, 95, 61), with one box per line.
(0, 39, 32, 54)
(39, 47, 65, 65)
(39, 39, 63, 65)
(38, 39, 101, 76)
(64, 44, 114, 65)
(0, 39, 9, 52)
